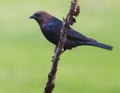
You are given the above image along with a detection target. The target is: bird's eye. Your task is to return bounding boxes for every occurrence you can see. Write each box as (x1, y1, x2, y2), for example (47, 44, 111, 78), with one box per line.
(35, 13, 41, 17)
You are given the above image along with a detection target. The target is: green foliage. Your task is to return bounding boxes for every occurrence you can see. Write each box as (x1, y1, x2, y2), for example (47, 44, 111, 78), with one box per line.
(0, 0, 120, 93)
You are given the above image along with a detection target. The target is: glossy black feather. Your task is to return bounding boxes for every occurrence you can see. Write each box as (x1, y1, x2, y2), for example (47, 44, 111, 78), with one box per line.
(30, 11, 113, 51)
(40, 17, 112, 50)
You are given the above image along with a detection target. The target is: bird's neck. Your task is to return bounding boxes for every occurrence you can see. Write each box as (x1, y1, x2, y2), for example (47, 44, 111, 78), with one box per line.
(37, 16, 53, 27)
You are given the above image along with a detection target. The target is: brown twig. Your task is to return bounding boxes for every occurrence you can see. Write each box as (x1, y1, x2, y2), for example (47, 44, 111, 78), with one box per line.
(43, 0, 80, 93)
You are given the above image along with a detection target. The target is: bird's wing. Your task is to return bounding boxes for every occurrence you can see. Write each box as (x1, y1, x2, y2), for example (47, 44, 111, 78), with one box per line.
(67, 28, 89, 41)
(41, 22, 62, 45)
(42, 17, 63, 36)
(43, 22, 61, 36)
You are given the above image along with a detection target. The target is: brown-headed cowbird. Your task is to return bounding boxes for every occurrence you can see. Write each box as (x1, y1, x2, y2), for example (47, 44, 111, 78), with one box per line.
(29, 11, 113, 52)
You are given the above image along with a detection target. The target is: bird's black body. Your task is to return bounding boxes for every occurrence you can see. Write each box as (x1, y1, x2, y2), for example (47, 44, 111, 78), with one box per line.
(41, 17, 112, 50)
(30, 11, 113, 51)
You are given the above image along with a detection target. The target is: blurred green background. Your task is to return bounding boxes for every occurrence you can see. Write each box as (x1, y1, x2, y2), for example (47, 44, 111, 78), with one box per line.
(0, 0, 120, 93)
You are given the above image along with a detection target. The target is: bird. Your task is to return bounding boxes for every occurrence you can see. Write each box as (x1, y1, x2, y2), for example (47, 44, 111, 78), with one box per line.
(29, 10, 113, 52)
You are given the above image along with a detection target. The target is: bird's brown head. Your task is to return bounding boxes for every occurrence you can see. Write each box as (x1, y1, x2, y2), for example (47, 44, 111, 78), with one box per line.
(29, 11, 53, 26)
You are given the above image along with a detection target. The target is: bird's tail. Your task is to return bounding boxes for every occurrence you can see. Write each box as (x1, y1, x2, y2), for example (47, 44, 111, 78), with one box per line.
(77, 38, 112, 51)
(86, 40, 113, 50)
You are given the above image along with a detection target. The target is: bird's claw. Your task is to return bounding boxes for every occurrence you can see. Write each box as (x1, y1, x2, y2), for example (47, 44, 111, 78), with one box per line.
(51, 56, 60, 62)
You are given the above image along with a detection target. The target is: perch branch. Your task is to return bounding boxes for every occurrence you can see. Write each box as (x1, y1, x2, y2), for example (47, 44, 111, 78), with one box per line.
(43, 0, 80, 93)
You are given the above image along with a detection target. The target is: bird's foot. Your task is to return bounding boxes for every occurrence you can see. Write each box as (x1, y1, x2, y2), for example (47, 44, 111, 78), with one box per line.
(51, 56, 60, 62)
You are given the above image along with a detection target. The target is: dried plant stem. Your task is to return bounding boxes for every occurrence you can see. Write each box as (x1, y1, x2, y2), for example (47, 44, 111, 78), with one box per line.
(43, 0, 79, 93)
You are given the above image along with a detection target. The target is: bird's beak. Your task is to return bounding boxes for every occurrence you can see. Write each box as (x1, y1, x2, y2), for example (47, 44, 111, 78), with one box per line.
(29, 14, 36, 19)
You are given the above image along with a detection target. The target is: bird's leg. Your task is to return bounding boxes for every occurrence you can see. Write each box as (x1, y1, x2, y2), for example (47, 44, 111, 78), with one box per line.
(52, 46, 58, 62)
(54, 46, 58, 53)
(52, 46, 65, 62)
(52, 47, 66, 62)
